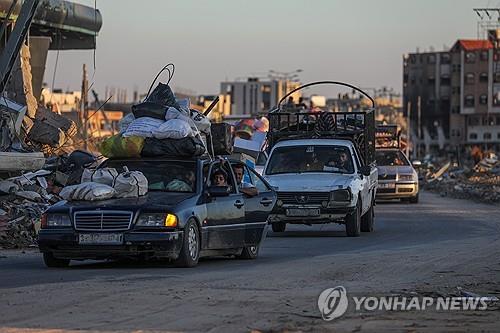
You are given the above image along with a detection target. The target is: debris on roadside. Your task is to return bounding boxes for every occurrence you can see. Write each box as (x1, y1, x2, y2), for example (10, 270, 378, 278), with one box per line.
(421, 153, 500, 204)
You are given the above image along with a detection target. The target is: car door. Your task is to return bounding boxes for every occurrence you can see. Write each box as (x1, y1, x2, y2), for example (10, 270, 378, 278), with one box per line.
(204, 161, 245, 249)
(352, 146, 375, 214)
(242, 165, 277, 246)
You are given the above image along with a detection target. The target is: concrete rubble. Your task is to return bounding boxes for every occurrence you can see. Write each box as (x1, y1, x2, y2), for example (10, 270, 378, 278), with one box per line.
(422, 153, 500, 204)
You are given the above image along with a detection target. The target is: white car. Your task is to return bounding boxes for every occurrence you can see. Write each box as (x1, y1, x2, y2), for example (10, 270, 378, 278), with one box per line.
(263, 139, 378, 237)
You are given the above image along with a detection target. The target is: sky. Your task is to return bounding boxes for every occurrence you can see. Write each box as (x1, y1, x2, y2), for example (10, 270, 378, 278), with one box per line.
(43, 0, 500, 100)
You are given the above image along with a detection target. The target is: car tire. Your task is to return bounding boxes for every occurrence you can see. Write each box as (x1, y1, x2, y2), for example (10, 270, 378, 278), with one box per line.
(409, 194, 419, 204)
(271, 222, 286, 232)
(174, 220, 200, 268)
(43, 252, 70, 268)
(345, 201, 361, 237)
(361, 204, 374, 232)
(238, 244, 260, 259)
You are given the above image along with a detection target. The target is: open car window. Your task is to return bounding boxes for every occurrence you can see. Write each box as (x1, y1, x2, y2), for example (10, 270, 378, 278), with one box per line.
(105, 160, 197, 193)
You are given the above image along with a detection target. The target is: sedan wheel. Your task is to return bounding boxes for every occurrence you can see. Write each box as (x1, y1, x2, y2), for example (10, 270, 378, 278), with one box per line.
(174, 220, 200, 267)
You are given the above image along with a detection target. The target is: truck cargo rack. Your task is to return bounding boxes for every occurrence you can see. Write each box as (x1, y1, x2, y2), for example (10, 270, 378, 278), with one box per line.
(267, 81, 376, 165)
(375, 125, 400, 149)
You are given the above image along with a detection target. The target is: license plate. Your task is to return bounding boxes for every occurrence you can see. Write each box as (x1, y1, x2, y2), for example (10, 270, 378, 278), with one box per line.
(78, 233, 123, 245)
(379, 183, 395, 189)
(286, 208, 320, 217)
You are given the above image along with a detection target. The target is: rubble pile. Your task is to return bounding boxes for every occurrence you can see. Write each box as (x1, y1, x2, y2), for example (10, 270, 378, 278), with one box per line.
(423, 154, 500, 204)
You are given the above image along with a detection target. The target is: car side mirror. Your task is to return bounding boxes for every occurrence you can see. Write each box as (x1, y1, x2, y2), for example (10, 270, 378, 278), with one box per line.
(359, 165, 371, 177)
(412, 160, 422, 167)
(207, 185, 231, 197)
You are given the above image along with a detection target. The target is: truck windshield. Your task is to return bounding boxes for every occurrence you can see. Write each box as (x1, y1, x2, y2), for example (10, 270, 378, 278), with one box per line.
(105, 160, 197, 193)
(266, 145, 354, 175)
(375, 150, 410, 166)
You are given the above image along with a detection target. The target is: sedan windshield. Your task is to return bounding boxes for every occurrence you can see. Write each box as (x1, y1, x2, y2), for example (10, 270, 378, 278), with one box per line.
(105, 160, 197, 192)
(375, 150, 410, 166)
(266, 145, 354, 175)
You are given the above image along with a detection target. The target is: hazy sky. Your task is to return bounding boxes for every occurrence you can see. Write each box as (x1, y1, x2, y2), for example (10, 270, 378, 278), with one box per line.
(43, 0, 498, 99)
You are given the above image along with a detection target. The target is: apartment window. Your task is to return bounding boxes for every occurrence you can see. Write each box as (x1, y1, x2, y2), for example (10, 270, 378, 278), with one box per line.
(428, 76, 435, 84)
(441, 53, 451, 64)
(456, 130, 461, 137)
(451, 106, 460, 114)
(465, 95, 475, 107)
(480, 94, 488, 105)
(468, 116, 480, 126)
(451, 129, 456, 137)
(497, 116, 500, 125)
(465, 73, 475, 84)
(466, 52, 476, 63)
(452, 86, 461, 95)
(469, 133, 478, 140)
(485, 116, 495, 125)
(480, 51, 488, 61)
(410, 55, 416, 64)
(495, 72, 500, 83)
(498, 133, 500, 140)
(484, 132, 492, 140)
(428, 54, 436, 64)
(479, 72, 488, 83)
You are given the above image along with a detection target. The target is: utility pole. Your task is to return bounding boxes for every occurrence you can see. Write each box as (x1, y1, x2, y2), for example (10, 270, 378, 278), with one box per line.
(407, 101, 411, 158)
(81, 64, 88, 151)
(417, 95, 421, 145)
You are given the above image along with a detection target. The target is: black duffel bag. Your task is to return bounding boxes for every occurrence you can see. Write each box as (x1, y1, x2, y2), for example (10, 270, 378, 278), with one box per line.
(208, 123, 233, 155)
(141, 137, 206, 158)
(145, 82, 180, 109)
(131, 102, 167, 120)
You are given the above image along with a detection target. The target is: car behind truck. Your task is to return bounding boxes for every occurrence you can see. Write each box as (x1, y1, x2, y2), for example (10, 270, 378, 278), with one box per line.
(263, 81, 378, 237)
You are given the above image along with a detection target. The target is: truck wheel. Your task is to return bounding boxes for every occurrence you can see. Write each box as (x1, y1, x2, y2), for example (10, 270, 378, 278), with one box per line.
(345, 202, 361, 237)
(409, 194, 419, 203)
(43, 252, 70, 268)
(361, 204, 374, 232)
(238, 244, 260, 259)
(174, 220, 200, 268)
(272, 222, 286, 232)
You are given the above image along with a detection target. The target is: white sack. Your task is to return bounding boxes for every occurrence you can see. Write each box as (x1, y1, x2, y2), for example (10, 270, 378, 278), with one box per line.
(81, 167, 119, 186)
(152, 119, 194, 139)
(60, 182, 115, 201)
(113, 169, 148, 198)
(122, 117, 164, 138)
(119, 113, 135, 133)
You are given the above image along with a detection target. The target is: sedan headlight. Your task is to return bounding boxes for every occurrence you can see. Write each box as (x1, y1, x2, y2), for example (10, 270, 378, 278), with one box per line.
(136, 213, 178, 227)
(330, 189, 352, 202)
(398, 174, 415, 182)
(45, 214, 71, 227)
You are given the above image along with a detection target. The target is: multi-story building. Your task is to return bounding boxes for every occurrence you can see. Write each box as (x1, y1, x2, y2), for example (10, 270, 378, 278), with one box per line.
(404, 32, 500, 154)
(220, 78, 301, 116)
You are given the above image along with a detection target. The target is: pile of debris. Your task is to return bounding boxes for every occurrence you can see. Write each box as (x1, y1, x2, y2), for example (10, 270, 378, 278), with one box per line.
(0, 150, 99, 249)
(423, 154, 500, 204)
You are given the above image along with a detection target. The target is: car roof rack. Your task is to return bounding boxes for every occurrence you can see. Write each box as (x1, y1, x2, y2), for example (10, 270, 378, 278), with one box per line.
(267, 81, 376, 165)
(375, 125, 401, 149)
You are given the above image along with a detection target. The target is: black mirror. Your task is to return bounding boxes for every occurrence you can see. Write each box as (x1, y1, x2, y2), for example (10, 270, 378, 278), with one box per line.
(359, 165, 371, 177)
(207, 185, 231, 197)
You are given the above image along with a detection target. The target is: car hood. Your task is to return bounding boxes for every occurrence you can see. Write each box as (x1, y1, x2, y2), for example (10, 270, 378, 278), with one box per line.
(50, 191, 196, 213)
(377, 165, 415, 176)
(263, 173, 355, 192)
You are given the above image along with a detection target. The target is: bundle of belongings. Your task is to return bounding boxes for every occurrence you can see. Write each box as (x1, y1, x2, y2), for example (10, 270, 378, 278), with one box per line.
(99, 83, 209, 159)
(60, 166, 148, 201)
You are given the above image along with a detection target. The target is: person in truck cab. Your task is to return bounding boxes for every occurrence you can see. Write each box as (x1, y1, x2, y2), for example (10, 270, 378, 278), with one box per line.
(232, 163, 258, 197)
(211, 169, 228, 187)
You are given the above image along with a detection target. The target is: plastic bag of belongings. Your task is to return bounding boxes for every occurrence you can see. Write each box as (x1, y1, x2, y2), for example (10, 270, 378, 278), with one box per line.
(62, 166, 148, 201)
(99, 80, 209, 158)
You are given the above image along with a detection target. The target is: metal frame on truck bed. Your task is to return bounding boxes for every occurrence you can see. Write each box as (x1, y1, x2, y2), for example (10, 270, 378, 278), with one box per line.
(267, 81, 376, 166)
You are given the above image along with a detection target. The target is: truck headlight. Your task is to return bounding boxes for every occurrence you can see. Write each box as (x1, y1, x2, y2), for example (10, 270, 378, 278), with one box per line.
(45, 214, 71, 227)
(398, 174, 415, 181)
(330, 189, 351, 202)
(136, 213, 178, 227)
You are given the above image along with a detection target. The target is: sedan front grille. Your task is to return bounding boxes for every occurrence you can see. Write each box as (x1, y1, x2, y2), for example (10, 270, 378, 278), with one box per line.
(378, 174, 396, 180)
(277, 192, 330, 205)
(74, 211, 132, 231)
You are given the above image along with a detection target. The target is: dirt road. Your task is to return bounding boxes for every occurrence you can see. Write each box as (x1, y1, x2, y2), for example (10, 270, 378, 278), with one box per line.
(1, 191, 499, 332)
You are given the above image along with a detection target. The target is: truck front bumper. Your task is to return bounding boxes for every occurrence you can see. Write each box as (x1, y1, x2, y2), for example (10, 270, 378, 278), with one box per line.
(269, 206, 354, 224)
(38, 229, 183, 260)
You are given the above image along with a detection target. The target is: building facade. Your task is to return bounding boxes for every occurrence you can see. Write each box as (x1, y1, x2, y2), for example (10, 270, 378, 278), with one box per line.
(404, 33, 500, 154)
(220, 78, 301, 116)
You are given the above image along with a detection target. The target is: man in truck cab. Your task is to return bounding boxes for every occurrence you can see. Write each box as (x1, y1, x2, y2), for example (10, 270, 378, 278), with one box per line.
(232, 163, 258, 197)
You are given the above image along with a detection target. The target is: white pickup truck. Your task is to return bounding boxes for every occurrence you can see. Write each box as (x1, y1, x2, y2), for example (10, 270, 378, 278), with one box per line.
(263, 81, 378, 237)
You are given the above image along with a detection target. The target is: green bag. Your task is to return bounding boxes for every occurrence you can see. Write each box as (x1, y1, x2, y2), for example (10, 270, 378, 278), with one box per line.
(99, 135, 145, 158)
